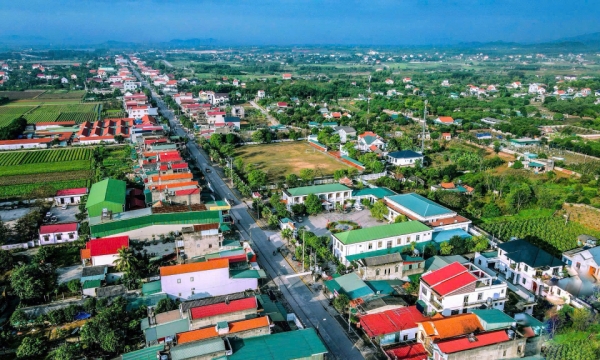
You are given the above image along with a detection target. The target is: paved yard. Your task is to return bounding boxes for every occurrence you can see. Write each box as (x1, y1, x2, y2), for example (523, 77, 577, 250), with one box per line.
(0, 207, 32, 222)
(56, 265, 82, 284)
(48, 204, 80, 223)
(301, 208, 384, 236)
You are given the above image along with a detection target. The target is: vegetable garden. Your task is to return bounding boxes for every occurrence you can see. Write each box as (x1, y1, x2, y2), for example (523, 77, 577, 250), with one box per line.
(0, 103, 99, 126)
(480, 216, 600, 253)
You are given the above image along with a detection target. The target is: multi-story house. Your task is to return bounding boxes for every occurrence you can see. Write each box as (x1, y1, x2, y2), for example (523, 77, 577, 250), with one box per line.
(332, 221, 432, 266)
(492, 239, 564, 296)
(282, 184, 352, 212)
(360, 305, 429, 345)
(356, 131, 386, 152)
(419, 262, 508, 316)
(562, 244, 600, 279)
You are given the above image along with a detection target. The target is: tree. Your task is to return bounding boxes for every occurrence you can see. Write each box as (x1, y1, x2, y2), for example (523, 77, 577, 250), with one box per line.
(11, 264, 55, 303)
(0, 250, 13, 272)
(17, 336, 47, 359)
(114, 247, 137, 274)
(469, 236, 489, 252)
(113, 135, 125, 144)
(247, 169, 268, 189)
(281, 228, 293, 245)
(493, 141, 501, 154)
(10, 309, 28, 329)
(286, 173, 300, 188)
(155, 298, 178, 313)
(251, 129, 266, 143)
(304, 194, 323, 215)
(333, 294, 350, 312)
(449, 235, 469, 255)
(233, 157, 245, 172)
(394, 214, 408, 223)
(512, 160, 524, 169)
(0, 218, 10, 245)
(482, 202, 502, 218)
(299, 168, 315, 183)
(291, 203, 306, 216)
(370, 200, 388, 221)
(67, 279, 81, 294)
(53, 343, 78, 360)
(440, 242, 453, 255)
(506, 184, 532, 213)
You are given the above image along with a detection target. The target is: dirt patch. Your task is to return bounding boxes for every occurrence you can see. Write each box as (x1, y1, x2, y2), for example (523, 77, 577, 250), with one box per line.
(235, 142, 350, 181)
(562, 204, 600, 232)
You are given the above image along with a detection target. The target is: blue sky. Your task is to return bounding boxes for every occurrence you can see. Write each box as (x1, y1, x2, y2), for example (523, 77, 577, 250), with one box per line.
(2, 0, 600, 45)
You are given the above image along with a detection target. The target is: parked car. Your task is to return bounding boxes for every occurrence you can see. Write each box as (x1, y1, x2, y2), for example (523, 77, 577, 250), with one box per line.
(61, 204, 68, 210)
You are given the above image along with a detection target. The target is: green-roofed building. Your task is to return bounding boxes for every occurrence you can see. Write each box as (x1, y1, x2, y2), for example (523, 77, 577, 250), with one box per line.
(471, 309, 516, 331)
(228, 328, 327, 360)
(324, 272, 375, 300)
(120, 344, 164, 360)
(384, 192, 456, 222)
(283, 183, 352, 211)
(332, 221, 432, 265)
(86, 178, 127, 218)
(144, 318, 189, 346)
(170, 338, 227, 360)
(352, 187, 397, 204)
(142, 281, 162, 296)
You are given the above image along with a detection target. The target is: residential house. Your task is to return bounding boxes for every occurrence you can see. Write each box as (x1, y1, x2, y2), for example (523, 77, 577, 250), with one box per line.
(186, 296, 259, 330)
(226, 328, 327, 360)
(231, 105, 245, 119)
(360, 305, 430, 345)
(386, 150, 424, 167)
(385, 78, 394, 85)
(282, 73, 292, 80)
(562, 245, 600, 279)
(430, 182, 474, 195)
(207, 111, 226, 125)
(441, 80, 450, 87)
(403, 77, 412, 83)
(434, 116, 459, 125)
(509, 138, 540, 147)
(85, 178, 126, 218)
(488, 239, 564, 296)
(357, 131, 386, 152)
(441, 132, 451, 141)
(528, 84, 539, 94)
(0, 138, 52, 150)
(564, 75, 577, 81)
(511, 81, 521, 89)
(175, 316, 271, 344)
(39, 223, 79, 245)
(80, 236, 129, 267)
(334, 126, 356, 143)
(159, 259, 259, 300)
(282, 184, 351, 212)
(332, 221, 433, 266)
(355, 252, 425, 280)
(54, 187, 87, 206)
(383, 193, 471, 231)
(257, 90, 266, 98)
(418, 262, 508, 316)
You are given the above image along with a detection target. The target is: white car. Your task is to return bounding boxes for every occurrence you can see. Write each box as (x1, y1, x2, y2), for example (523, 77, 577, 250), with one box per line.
(61, 204, 68, 210)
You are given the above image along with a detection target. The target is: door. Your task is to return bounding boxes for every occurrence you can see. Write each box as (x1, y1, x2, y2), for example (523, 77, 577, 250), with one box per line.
(60, 198, 65, 204)
(387, 241, 392, 249)
(532, 282, 538, 294)
(589, 266, 597, 277)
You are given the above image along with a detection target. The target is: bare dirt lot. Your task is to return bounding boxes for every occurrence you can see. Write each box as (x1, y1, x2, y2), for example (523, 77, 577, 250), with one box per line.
(235, 142, 350, 181)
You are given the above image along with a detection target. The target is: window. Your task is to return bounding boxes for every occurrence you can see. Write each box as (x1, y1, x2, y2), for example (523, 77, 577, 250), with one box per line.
(464, 295, 469, 303)
(477, 293, 483, 300)
(501, 289, 505, 294)
(56, 234, 62, 241)
(408, 264, 413, 270)
(478, 259, 482, 265)
(416, 235, 420, 241)
(553, 268, 559, 276)
(421, 287, 427, 296)
(407, 236, 411, 242)
(368, 243, 373, 250)
(208, 244, 212, 248)
(576, 262, 581, 269)
(397, 238, 401, 245)
(524, 265, 528, 272)
(69, 233, 74, 239)
(191, 291, 195, 295)
(387, 241, 392, 249)
(376, 269, 380, 276)
(395, 265, 399, 273)
(522, 278, 526, 285)
(377, 241, 382, 248)
(190, 277, 194, 282)
(403, 334, 409, 341)
(43, 235, 49, 241)
(503, 350, 507, 356)
(177, 279, 181, 284)
(178, 293, 182, 297)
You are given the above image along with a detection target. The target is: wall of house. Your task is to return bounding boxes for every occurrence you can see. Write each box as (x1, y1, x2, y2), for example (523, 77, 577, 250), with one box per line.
(388, 156, 423, 166)
(182, 234, 223, 261)
(567, 252, 600, 277)
(161, 268, 258, 300)
(420, 281, 507, 316)
(334, 230, 432, 265)
(39, 231, 78, 245)
(54, 195, 84, 205)
(93, 224, 202, 240)
(386, 203, 456, 223)
(92, 254, 118, 267)
(436, 338, 525, 360)
(361, 261, 424, 281)
(189, 308, 257, 330)
(378, 327, 420, 345)
(495, 254, 561, 296)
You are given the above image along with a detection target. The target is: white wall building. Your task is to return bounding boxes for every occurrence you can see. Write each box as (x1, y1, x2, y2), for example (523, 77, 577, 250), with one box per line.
(39, 223, 79, 245)
(282, 184, 352, 211)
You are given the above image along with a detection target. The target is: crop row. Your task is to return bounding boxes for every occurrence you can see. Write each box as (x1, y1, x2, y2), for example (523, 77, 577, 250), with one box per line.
(0, 179, 90, 200)
(0, 148, 92, 166)
(0, 160, 91, 177)
(0, 106, 34, 115)
(24, 112, 60, 123)
(0, 170, 93, 186)
(57, 112, 97, 122)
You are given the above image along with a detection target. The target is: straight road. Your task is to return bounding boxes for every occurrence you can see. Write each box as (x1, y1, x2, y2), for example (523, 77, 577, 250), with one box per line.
(131, 66, 363, 360)
(249, 100, 278, 126)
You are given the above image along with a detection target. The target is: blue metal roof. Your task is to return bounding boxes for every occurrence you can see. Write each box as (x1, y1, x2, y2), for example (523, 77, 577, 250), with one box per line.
(385, 193, 453, 218)
(387, 150, 423, 159)
(432, 229, 472, 243)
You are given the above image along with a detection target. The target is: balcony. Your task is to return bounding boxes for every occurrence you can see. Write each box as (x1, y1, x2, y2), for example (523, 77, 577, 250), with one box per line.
(510, 263, 517, 270)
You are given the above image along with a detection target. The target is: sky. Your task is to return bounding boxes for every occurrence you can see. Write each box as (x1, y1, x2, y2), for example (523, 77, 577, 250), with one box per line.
(2, 0, 600, 46)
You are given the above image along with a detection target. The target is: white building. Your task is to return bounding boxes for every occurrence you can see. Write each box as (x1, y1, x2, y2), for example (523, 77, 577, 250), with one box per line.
(54, 187, 88, 206)
(332, 221, 433, 266)
(257, 90, 266, 99)
(334, 126, 356, 143)
(282, 184, 352, 212)
(39, 223, 79, 245)
(159, 259, 259, 300)
(419, 262, 508, 316)
(357, 131, 386, 152)
(123, 80, 139, 91)
(81, 236, 130, 267)
(386, 150, 424, 167)
(562, 242, 600, 279)
(384, 193, 471, 231)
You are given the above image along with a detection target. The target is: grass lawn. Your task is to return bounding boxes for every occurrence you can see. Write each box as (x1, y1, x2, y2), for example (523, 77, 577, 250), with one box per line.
(235, 141, 350, 181)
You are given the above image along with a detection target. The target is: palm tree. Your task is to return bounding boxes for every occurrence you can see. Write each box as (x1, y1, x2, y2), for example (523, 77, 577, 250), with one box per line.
(281, 228, 293, 246)
(114, 247, 137, 274)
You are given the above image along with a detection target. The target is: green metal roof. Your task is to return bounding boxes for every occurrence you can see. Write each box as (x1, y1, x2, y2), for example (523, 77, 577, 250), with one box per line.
(121, 344, 164, 360)
(285, 183, 351, 197)
(171, 338, 226, 360)
(220, 223, 231, 232)
(345, 240, 436, 262)
(230, 269, 267, 279)
(334, 221, 431, 245)
(308, 139, 327, 149)
(471, 309, 515, 331)
(365, 280, 405, 295)
(352, 187, 396, 199)
(257, 294, 287, 322)
(142, 281, 162, 296)
(90, 210, 222, 238)
(341, 155, 364, 167)
(86, 178, 127, 209)
(127, 293, 167, 311)
(385, 193, 453, 218)
(228, 328, 327, 360)
(324, 272, 374, 300)
(144, 318, 189, 343)
(82, 280, 101, 290)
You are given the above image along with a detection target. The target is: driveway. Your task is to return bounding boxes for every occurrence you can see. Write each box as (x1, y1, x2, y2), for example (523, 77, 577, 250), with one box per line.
(48, 204, 80, 223)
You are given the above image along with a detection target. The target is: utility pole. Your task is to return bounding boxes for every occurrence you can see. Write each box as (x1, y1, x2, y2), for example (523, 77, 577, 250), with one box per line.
(422, 100, 428, 153)
(302, 229, 306, 271)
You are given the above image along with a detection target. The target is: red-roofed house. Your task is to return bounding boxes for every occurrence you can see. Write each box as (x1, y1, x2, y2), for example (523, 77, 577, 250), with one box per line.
(359, 305, 429, 345)
(54, 188, 88, 206)
(81, 236, 130, 267)
(188, 297, 259, 330)
(434, 116, 456, 125)
(384, 343, 428, 360)
(432, 329, 522, 360)
(419, 262, 507, 316)
(282, 73, 292, 80)
(442, 132, 451, 141)
(277, 102, 288, 108)
(39, 222, 79, 245)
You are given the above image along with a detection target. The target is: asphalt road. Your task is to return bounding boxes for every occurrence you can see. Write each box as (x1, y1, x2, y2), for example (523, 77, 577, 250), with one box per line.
(132, 66, 363, 360)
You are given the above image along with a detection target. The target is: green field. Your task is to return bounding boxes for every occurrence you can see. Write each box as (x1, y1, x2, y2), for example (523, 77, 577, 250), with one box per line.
(0, 148, 93, 200)
(0, 102, 99, 127)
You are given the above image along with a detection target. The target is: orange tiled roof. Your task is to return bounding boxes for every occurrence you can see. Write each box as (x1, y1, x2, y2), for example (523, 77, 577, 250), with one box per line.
(176, 316, 270, 344)
(160, 259, 229, 276)
(80, 249, 91, 260)
(437, 116, 454, 123)
(440, 182, 455, 189)
(418, 314, 483, 341)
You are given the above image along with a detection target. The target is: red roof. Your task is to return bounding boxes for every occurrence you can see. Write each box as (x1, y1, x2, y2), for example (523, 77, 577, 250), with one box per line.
(56, 188, 88, 197)
(0, 138, 52, 145)
(437, 116, 454, 123)
(39, 222, 78, 234)
(277, 102, 288, 107)
(86, 236, 129, 257)
(175, 188, 200, 196)
(171, 162, 189, 170)
(421, 262, 477, 296)
(360, 306, 428, 337)
(207, 111, 226, 116)
(190, 297, 257, 320)
(385, 343, 428, 360)
(436, 330, 510, 354)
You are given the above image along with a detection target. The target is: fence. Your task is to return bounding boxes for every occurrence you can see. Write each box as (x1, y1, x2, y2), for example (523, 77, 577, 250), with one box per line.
(1, 241, 35, 251)
(359, 172, 387, 181)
